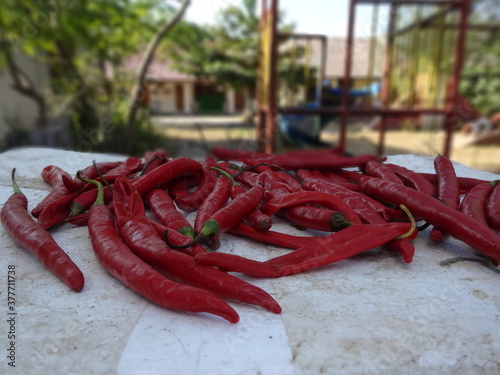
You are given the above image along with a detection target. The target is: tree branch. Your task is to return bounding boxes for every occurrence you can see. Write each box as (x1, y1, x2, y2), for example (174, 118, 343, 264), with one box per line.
(0, 15, 48, 127)
(125, 0, 191, 153)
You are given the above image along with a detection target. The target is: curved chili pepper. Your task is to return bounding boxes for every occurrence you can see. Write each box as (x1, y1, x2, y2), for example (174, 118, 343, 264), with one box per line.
(228, 222, 317, 249)
(298, 176, 393, 221)
(196, 222, 414, 277)
(1, 169, 84, 292)
(231, 184, 273, 231)
(211, 147, 269, 161)
(82, 175, 239, 324)
(430, 155, 460, 243)
(261, 191, 361, 225)
(131, 157, 202, 196)
(69, 157, 143, 217)
(418, 172, 489, 194)
(112, 177, 281, 314)
(242, 153, 378, 171)
(267, 222, 413, 276)
(298, 169, 359, 191)
(175, 157, 218, 211)
(166, 175, 200, 198)
(385, 163, 436, 196)
(65, 161, 122, 191)
(168, 183, 265, 250)
(485, 181, 500, 232)
(300, 178, 414, 262)
(334, 168, 365, 183)
(68, 186, 114, 218)
(148, 220, 207, 256)
(32, 165, 73, 218)
(145, 189, 195, 238)
(140, 149, 168, 175)
(277, 206, 351, 232)
(37, 190, 83, 229)
(193, 176, 233, 249)
(460, 182, 494, 227)
(358, 176, 500, 265)
(363, 160, 403, 185)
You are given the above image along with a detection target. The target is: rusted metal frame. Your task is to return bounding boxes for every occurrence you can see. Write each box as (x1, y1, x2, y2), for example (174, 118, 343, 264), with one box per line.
(256, 0, 268, 153)
(391, 4, 457, 38)
(354, 0, 462, 5)
(440, 24, 500, 31)
(318, 36, 327, 108)
(275, 107, 451, 116)
(277, 33, 328, 106)
(339, 0, 357, 154)
(278, 33, 327, 40)
(443, 0, 470, 157)
(378, 2, 398, 156)
(264, 0, 279, 154)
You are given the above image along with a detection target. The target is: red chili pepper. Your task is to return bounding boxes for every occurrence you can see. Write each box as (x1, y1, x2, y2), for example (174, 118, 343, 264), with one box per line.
(131, 158, 202, 196)
(228, 222, 317, 249)
(299, 169, 359, 191)
(31, 165, 73, 218)
(334, 169, 365, 183)
(266, 222, 413, 276)
(64, 157, 143, 219)
(418, 172, 489, 194)
(1, 169, 84, 292)
(83, 175, 239, 323)
(385, 163, 436, 196)
(485, 181, 500, 232)
(166, 174, 200, 198)
(430, 155, 460, 243)
(168, 182, 265, 249)
(65, 161, 122, 191)
(36, 190, 83, 229)
(300, 178, 415, 262)
(112, 177, 281, 314)
(211, 147, 269, 161)
(148, 220, 207, 256)
(299, 176, 394, 221)
(460, 182, 494, 227)
(277, 206, 352, 232)
(261, 191, 362, 225)
(363, 160, 403, 185)
(145, 189, 195, 238)
(231, 184, 273, 231)
(358, 176, 500, 265)
(196, 222, 414, 277)
(243, 153, 379, 171)
(193, 176, 233, 249)
(140, 149, 168, 175)
(68, 186, 114, 218)
(175, 157, 218, 211)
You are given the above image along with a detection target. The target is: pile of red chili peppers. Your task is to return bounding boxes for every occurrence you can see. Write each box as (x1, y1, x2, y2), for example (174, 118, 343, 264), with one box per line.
(1, 147, 499, 323)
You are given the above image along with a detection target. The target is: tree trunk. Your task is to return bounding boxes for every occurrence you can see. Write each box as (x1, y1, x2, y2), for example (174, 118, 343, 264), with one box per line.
(0, 26, 48, 129)
(125, 0, 191, 154)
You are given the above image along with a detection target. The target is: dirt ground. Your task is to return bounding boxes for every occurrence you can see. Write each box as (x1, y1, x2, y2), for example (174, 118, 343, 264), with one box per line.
(155, 123, 500, 174)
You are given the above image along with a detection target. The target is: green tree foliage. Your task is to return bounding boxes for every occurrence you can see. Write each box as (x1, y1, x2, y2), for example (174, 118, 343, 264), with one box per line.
(460, 0, 500, 115)
(0, 0, 171, 132)
(162, 0, 316, 99)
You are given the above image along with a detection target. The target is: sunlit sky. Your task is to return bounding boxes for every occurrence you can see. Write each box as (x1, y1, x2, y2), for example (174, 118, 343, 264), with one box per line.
(186, 0, 380, 37)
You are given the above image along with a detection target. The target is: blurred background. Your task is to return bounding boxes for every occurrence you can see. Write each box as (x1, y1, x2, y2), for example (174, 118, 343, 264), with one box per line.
(0, 0, 499, 172)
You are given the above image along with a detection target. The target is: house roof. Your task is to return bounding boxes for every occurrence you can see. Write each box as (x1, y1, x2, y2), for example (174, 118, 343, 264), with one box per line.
(122, 54, 197, 82)
(287, 37, 385, 79)
(120, 37, 384, 83)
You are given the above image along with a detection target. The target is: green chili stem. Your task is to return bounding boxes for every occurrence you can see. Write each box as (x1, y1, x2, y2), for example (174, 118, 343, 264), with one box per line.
(77, 172, 104, 206)
(11, 168, 23, 195)
(395, 204, 416, 240)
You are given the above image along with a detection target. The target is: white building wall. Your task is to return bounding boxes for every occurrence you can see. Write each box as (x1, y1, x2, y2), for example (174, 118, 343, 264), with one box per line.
(0, 54, 48, 145)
